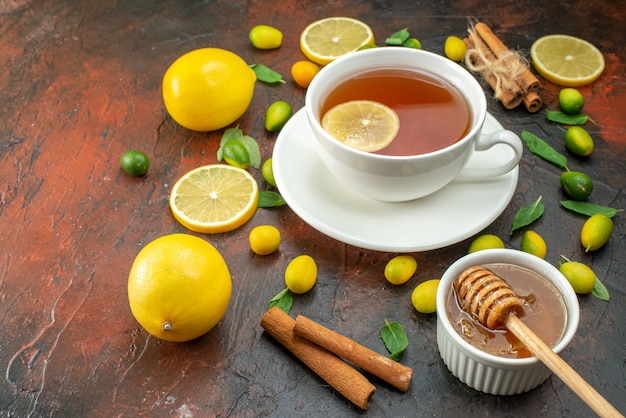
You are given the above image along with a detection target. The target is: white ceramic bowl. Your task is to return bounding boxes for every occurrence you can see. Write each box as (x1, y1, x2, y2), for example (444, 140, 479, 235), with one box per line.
(436, 249, 580, 395)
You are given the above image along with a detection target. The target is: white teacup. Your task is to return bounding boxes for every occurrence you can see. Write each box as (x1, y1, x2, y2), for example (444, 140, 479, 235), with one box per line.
(305, 47, 523, 202)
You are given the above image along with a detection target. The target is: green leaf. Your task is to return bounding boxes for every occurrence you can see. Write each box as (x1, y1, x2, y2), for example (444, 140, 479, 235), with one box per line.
(250, 64, 285, 84)
(268, 288, 293, 313)
(560, 200, 621, 218)
(521, 130, 568, 170)
(546, 110, 589, 125)
(238, 135, 261, 169)
(258, 191, 286, 208)
(380, 319, 408, 361)
(510, 196, 544, 235)
(385, 28, 410, 46)
(591, 276, 610, 301)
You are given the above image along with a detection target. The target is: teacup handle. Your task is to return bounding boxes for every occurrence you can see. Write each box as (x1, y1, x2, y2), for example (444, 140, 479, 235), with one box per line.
(456, 130, 523, 179)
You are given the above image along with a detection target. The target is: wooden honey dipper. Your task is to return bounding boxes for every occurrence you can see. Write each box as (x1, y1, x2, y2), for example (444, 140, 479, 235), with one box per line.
(454, 266, 623, 418)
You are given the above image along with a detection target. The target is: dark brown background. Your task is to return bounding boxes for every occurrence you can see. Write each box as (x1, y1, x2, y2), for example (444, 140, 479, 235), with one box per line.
(1, 1, 624, 416)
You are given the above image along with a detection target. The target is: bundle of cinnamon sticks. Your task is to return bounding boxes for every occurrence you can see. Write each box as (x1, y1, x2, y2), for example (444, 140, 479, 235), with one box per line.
(464, 22, 542, 112)
(261, 307, 413, 410)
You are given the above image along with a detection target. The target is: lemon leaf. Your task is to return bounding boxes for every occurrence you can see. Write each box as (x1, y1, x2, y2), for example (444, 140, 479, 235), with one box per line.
(250, 64, 285, 84)
(385, 28, 410, 45)
(560, 200, 621, 218)
(521, 130, 568, 170)
(510, 196, 544, 235)
(546, 110, 589, 126)
(268, 288, 293, 313)
(380, 319, 408, 361)
(258, 191, 286, 208)
(591, 277, 610, 301)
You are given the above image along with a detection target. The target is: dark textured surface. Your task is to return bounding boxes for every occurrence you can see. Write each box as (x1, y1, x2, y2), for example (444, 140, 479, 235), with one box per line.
(1, 1, 625, 416)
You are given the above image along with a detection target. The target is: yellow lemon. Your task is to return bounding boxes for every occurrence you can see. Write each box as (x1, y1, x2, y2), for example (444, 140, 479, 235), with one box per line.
(468, 234, 505, 253)
(249, 25, 283, 49)
(169, 165, 259, 234)
(520, 230, 547, 259)
(581, 213, 613, 252)
(321, 100, 400, 152)
(128, 234, 232, 342)
(444, 35, 466, 62)
(559, 261, 595, 294)
(300, 17, 375, 65)
(249, 225, 281, 255)
(384, 255, 417, 285)
(411, 279, 440, 314)
(162, 48, 256, 131)
(285, 255, 317, 294)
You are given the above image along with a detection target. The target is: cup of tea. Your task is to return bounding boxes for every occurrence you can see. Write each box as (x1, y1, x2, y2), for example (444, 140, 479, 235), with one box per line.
(305, 47, 523, 202)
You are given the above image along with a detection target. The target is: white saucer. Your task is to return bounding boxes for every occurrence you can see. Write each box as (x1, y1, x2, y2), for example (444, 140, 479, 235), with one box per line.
(272, 108, 519, 252)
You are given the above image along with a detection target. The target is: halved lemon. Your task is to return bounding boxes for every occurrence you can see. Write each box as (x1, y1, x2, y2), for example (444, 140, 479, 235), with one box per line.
(530, 34, 605, 87)
(169, 165, 258, 234)
(300, 17, 375, 65)
(321, 100, 400, 152)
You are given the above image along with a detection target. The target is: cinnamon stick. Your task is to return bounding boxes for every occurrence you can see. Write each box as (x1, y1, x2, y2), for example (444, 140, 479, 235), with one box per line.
(294, 314, 413, 392)
(260, 307, 376, 410)
(464, 34, 524, 109)
(465, 22, 543, 113)
(524, 90, 543, 113)
(474, 22, 540, 93)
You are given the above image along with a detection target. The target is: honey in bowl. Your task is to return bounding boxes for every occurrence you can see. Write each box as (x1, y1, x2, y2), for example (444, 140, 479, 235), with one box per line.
(446, 263, 567, 359)
(320, 68, 471, 156)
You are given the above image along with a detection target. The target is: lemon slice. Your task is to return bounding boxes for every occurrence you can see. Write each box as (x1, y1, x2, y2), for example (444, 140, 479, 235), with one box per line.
(321, 100, 400, 152)
(169, 165, 258, 234)
(530, 34, 605, 87)
(300, 17, 375, 65)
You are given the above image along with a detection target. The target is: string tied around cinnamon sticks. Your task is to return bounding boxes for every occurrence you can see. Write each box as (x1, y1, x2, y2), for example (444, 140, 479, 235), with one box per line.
(465, 42, 528, 106)
(463, 21, 542, 113)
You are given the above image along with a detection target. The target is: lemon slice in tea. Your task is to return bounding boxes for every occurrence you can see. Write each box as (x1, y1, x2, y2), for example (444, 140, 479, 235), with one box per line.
(321, 100, 400, 152)
(300, 17, 375, 65)
(530, 34, 605, 86)
(169, 164, 258, 234)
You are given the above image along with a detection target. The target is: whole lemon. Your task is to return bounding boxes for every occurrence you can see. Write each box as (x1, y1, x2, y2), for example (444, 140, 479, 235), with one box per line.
(384, 255, 417, 285)
(162, 48, 256, 131)
(128, 233, 232, 342)
(411, 279, 441, 314)
(468, 234, 505, 253)
(520, 230, 547, 259)
(559, 261, 595, 294)
(285, 255, 317, 294)
(249, 225, 281, 255)
(581, 213, 613, 252)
